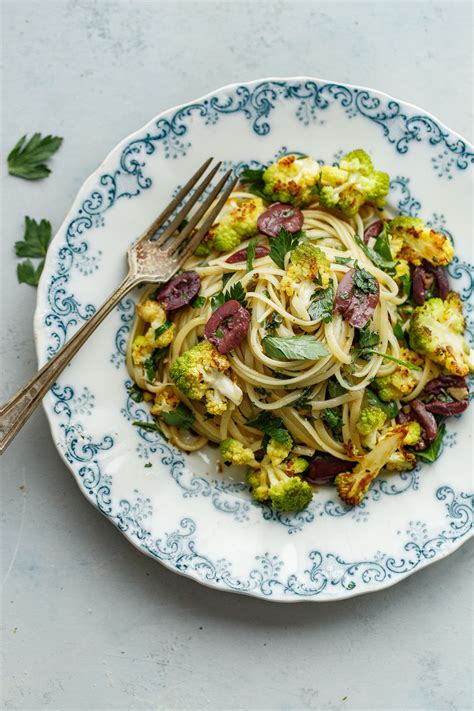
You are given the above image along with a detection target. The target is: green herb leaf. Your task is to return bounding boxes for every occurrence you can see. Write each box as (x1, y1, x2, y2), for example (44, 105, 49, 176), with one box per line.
(17, 259, 44, 286)
(413, 423, 446, 462)
(352, 265, 378, 295)
(211, 292, 225, 311)
(400, 273, 411, 298)
(328, 378, 347, 398)
(143, 348, 165, 381)
(393, 321, 406, 341)
(215, 327, 224, 338)
(293, 387, 313, 410)
(222, 272, 233, 286)
(212, 282, 248, 311)
(132, 420, 165, 437)
(334, 256, 353, 265)
(7, 133, 63, 180)
(265, 311, 283, 334)
(269, 228, 304, 270)
(352, 325, 380, 360)
(160, 403, 195, 429)
(373, 224, 393, 262)
(128, 384, 144, 403)
(246, 411, 289, 443)
(308, 284, 334, 323)
(246, 238, 257, 273)
(191, 295, 206, 309)
(354, 234, 394, 271)
(239, 167, 268, 201)
(15, 217, 52, 258)
(154, 320, 173, 338)
(368, 351, 423, 371)
(366, 389, 399, 419)
(263, 336, 329, 361)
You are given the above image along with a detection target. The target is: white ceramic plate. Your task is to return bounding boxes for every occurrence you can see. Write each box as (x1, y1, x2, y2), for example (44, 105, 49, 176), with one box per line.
(34, 77, 473, 601)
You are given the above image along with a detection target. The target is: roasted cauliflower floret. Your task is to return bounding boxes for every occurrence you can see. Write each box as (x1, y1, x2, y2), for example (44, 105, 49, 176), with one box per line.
(335, 425, 409, 506)
(316, 149, 390, 216)
(384, 423, 422, 471)
(386, 216, 454, 266)
(131, 299, 175, 366)
(220, 438, 255, 465)
(373, 348, 424, 401)
(169, 340, 243, 415)
(408, 292, 474, 376)
(206, 197, 265, 253)
(150, 387, 180, 418)
(266, 432, 293, 466)
(262, 154, 320, 207)
(280, 242, 332, 313)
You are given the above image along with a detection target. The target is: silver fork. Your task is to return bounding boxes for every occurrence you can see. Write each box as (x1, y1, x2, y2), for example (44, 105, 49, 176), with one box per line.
(0, 158, 238, 453)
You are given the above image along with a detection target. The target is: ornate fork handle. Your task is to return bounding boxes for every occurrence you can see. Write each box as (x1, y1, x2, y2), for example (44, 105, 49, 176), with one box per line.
(0, 274, 139, 453)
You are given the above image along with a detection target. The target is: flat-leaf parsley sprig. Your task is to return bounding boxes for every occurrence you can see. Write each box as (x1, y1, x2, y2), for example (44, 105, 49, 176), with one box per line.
(15, 216, 53, 287)
(7, 133, 63, 180)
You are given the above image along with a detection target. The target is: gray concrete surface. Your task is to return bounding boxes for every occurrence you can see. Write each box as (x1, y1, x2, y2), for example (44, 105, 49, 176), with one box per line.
(1, 1, 472, 709)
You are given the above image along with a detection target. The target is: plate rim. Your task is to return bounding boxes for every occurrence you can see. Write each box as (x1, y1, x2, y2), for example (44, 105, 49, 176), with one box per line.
(33, 75, 474, 602)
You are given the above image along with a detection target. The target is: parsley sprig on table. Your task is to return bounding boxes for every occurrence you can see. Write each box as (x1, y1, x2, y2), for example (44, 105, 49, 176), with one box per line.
(15, 217, 53, 286)
(7, 133, 63, 180)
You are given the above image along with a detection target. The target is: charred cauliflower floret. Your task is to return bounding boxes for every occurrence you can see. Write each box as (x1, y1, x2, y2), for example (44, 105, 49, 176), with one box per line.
(169, 340, 243, 415)
(316, 149, 390, 216)
(150, 387, 180, 418)
(386, 216, 454, 266)
(335, 425, 409, 506)
(131, 299, 175, 366)
(280, 242, 332, 313)
(204, 197, 265, 254)
(262, 154, 321, 207)
(372, 348, 424, 401)
(408, 292, 474, 377)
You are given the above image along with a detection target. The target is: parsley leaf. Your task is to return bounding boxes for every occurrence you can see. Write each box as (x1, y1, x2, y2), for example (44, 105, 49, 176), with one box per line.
(373, 224, 393, 262)
(17, 259, 44, 286)
(354, 234, 394, 271)
(246, 238, 257, 273)
(413, 423, 446, 462)
(293, 387, 313, 410)
(160, 403, 195, 429)
(352, 266, 378, 295)
(15, 216, 53, 287)
(265, 311, 283, 334)
(327, 378, 347, 398)
(308, 284, 334, 323)
(246, 411, 289, 443)
(352, 325, 380, 359)
(239, 167, 268, 200)
(15, 217, 52, 258)
(7, 133, 63, 180)
(269, 228, 304, 269)
(143, 349, 165, 381)
(334, 256, 354, 265)
(263, 336, 329, 361)
(400, 273, 411, 298)
(212, 282, 248, 310)
(128, 384, 144, 403)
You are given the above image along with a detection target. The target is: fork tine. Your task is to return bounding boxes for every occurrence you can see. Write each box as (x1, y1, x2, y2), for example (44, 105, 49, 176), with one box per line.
(173, 175, 239, 264)
(166, 169, 233, 256)
(152, 161, 222, 249)
(134, 157, 214, 246)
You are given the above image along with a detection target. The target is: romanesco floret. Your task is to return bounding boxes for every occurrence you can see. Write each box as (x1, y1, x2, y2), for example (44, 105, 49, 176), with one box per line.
(206, 197, 265, 253)
(150, 387, 180, 418)
(246, 459, 313, 511)
(266, 432, 293, 465)
(262, 154, 320, 207)
(280, 242, 331, 312)
(285, 457, 309, 476)
(404, 421, 422, 446)
(356, 406, 387, 449)
(220, 438, 255, 465)
(408, 292, 474, 377)
(373, 348, 424, 401)
(335, 425, 409, 505)
(386, 216, 454, 266)
(131, 300, 175, 366)
(169, 340, 243, 415)
(316, 149, 390, 217)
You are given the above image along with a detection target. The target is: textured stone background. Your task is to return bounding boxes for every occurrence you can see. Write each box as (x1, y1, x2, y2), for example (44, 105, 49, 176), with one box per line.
(1, 1, 472, 709)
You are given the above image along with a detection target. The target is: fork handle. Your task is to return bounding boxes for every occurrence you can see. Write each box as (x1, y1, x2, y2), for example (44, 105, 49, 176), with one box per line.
(0, 274, 139, 454)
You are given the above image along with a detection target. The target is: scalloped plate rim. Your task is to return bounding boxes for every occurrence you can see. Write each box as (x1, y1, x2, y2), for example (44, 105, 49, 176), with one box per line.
(33, 75, 473, 602)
